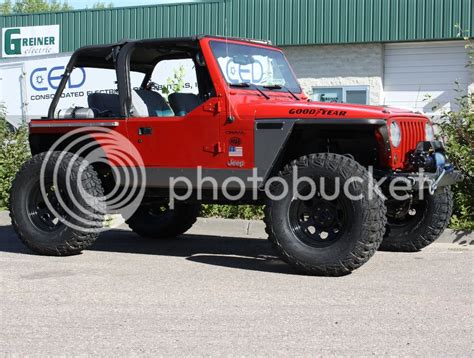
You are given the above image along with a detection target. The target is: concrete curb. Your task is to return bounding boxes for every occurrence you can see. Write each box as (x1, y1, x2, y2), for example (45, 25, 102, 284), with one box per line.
(1, 211, 472, 246)
(191, 217, 267, 238)
(0, 210, 9, 225)
(193, 217, 473, 246)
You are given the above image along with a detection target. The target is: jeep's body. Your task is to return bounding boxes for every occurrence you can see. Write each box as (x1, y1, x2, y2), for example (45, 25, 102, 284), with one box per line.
(12, 36, 463, 274)
(27, 36, 450, 200)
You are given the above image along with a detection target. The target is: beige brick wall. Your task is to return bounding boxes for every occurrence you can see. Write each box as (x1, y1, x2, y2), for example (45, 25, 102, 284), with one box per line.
(282, 44, 384, 105)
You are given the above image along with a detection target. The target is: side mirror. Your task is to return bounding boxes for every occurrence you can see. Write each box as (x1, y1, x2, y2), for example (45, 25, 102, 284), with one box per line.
(196, 52, 206, 67)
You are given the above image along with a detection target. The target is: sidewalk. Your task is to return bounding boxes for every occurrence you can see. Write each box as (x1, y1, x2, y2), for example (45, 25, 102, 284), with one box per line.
(1, 210, 472, 246)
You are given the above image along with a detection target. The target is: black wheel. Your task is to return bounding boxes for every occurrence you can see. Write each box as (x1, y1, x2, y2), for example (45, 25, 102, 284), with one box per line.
(264, 153, 387, 276)
(380, 187, 453, 252)
(126, 202, 200, 238)
(9, 151, 105, 256)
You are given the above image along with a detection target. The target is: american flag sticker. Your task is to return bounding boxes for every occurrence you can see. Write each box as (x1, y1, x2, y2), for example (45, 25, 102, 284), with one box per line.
(229, 146, 243, 157)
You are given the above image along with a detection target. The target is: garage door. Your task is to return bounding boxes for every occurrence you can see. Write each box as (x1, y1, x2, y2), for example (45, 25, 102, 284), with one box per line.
(383, 41, 472, 116)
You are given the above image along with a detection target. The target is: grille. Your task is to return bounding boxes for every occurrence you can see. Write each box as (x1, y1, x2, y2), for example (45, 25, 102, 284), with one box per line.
(398, 120, 425, 164)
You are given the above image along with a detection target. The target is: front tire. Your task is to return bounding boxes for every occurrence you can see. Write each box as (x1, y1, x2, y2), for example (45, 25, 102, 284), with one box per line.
(126, 202, 200, 239)
(380, 187, 453, 252)
(265, 153, 387, 276)
(9, 151, 105, 256)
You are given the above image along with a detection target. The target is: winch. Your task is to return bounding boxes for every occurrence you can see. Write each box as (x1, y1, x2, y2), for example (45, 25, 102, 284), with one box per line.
(405, 141, 452, 173)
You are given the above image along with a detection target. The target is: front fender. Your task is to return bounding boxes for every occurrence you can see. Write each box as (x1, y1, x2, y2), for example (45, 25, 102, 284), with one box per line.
(254, 118, 387, 183)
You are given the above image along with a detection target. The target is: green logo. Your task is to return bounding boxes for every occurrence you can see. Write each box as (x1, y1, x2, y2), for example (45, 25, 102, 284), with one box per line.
(4, 28, 21, 55)
(3, 27, 57, 57)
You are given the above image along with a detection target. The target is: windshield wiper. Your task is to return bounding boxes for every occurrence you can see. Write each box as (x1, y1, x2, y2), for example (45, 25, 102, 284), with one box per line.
(229, 82, 270, 100)
(263, 84, 300, 101)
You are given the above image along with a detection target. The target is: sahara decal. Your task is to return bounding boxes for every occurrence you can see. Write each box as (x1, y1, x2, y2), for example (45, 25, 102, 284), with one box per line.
(288, 108, 347, 116)
(225, 130, 245, 135)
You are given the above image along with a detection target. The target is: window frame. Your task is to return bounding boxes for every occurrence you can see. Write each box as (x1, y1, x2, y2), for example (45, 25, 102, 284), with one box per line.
(148, 57, 200, 96)
(312, 85, 370, 105)
(209, 40, 303, 94)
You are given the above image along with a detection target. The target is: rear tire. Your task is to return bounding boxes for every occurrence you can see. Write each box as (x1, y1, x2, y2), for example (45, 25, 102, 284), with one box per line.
(126, 202, 200, 239)
(264, 153, 387, 276)
(9, 151, 105, 256)
(380, 187, 453, 252)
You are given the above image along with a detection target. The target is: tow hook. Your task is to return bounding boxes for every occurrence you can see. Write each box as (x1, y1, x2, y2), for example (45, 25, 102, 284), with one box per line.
(428, 170, 444, 194)
(428, 165, 453, 195)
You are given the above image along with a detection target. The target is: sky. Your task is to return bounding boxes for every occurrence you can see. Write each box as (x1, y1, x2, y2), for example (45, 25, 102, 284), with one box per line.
(67, 0, 203, 9)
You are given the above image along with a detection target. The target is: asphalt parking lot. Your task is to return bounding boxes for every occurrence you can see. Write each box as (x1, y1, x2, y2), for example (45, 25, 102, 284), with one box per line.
(0, 212, 472, 356)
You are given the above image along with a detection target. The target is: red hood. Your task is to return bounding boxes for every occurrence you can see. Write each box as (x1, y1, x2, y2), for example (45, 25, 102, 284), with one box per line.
(235, 99, 426, 121)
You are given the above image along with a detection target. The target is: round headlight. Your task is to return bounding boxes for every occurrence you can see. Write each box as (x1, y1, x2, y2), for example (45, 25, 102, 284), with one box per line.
(425, 123, 435, 141)
(389, 121, 402, 148)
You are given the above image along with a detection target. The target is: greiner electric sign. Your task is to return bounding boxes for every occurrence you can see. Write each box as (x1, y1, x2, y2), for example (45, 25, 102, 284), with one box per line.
(2, 25, 60, 58)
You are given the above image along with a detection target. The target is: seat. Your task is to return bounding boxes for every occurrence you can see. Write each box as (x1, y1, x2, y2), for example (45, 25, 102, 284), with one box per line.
(168, 93, 202, 116)
(132, 90, 174, 117)
(87, 93, 121, 117)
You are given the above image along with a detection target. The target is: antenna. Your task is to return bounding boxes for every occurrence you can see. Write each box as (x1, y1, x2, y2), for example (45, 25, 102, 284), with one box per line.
(224, 2, 231, 123)
(414, 85, 422, 113)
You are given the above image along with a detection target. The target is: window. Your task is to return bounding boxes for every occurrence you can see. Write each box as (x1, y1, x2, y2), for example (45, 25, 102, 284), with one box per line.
(312, 86, 369, 105)
(54, 68, 144, 118)
(54, 67, 117, 114)
(150, 58, 199, 96)
(210, 41, 302, 93)
(313, 88, 343, 103)
(132, 58, 205, 118)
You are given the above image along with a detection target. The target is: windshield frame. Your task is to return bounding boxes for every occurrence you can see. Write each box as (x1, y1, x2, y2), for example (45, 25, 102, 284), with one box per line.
(209, 40, 302, 94)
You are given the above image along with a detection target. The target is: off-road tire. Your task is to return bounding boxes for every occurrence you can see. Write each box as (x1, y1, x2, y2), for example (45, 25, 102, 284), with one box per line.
(126, 203, 200, 239)
(380, 187, 453, 252)
(264, 153, 387, 276)
(9, 151, 105, 256)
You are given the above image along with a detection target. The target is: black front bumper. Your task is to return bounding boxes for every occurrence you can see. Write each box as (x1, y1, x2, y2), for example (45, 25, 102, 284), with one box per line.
(388, 169, 463, 192)
(386, 140, 463, 194)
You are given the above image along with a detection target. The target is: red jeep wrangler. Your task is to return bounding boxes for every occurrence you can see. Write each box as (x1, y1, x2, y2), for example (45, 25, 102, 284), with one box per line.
(9, 36, 462, 276)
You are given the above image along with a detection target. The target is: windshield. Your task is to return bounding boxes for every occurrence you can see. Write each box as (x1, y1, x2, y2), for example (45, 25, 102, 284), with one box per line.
(210, 41, 301, 93)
